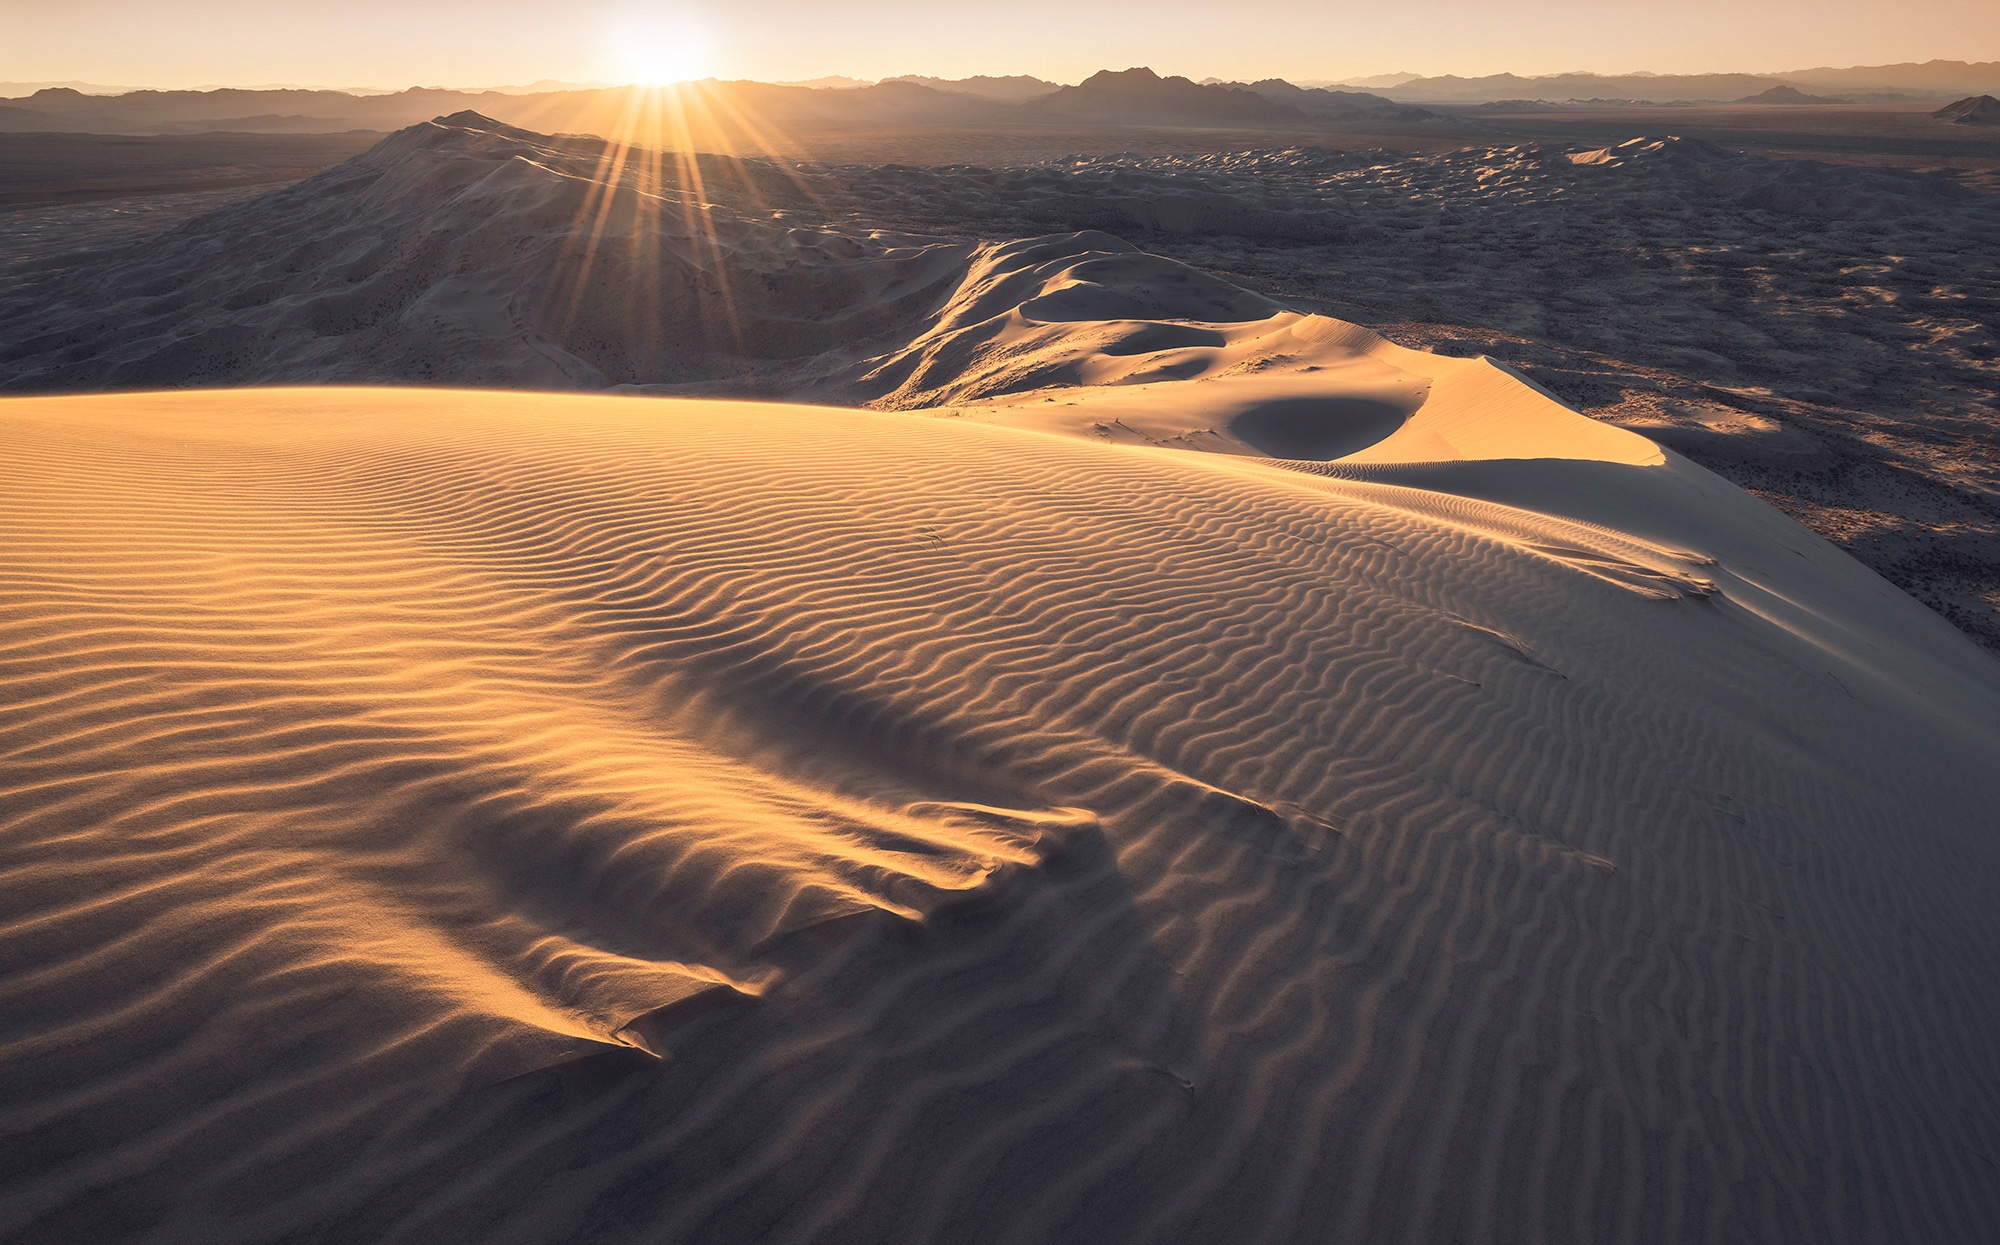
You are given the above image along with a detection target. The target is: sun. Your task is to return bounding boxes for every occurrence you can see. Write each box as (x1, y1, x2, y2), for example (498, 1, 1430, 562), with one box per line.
(608, 16, 714, 86)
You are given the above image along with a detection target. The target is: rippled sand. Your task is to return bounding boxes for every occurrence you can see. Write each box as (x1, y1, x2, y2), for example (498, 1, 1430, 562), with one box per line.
(3, 376, 1998, 1242)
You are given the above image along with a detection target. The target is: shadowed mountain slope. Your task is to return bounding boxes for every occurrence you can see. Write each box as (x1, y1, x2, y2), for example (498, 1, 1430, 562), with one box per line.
(1023, 67, 1305, 122)
(883, 74, 1061, 102)
(0, 114, 982, 391)
(1211, 79, 1429, 120)
(0, 113, 1365, 395)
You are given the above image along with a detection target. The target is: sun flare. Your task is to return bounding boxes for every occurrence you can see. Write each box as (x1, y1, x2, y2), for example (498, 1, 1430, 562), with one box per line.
(608, 17, 713, 86)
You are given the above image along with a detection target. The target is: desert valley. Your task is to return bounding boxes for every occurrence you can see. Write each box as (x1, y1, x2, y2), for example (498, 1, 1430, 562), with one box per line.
(3, 27, 1999, 1245)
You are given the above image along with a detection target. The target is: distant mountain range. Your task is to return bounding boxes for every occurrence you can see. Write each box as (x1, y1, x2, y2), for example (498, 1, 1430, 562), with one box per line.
(4, 59, 1996, 137)
(1734, 85, 1849, 105)
(882, 75, 1058, 103)
(0, 81, 1010, 137)
(0, 70, 1420, 136)
(1218, 78, 1425, 119)
(1769, 60, 2000, 95)
(0, 81, 140, 96)
(1365, 71, 1784, 103)
(1023, 68, 1309, 122)
(1357, 60, 2000, 102)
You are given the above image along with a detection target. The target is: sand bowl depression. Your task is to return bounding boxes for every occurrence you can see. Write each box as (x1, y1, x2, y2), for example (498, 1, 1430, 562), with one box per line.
(3, 379, 1999, 1243)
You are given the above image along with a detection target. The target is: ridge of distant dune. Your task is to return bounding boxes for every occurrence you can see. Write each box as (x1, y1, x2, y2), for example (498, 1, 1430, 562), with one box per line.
(1932, 94, 2000, 125)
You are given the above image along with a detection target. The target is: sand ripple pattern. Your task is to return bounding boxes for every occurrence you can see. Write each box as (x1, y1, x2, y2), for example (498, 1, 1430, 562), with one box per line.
(3, 388, 1998, 1244)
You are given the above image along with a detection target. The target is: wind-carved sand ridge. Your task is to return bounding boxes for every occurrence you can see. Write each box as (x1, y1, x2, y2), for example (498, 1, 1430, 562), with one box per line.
(3, 113, 2000, 1244)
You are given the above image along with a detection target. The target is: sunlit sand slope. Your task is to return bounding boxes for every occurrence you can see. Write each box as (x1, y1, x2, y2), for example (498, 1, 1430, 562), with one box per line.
(3, 387, 1999, 1244)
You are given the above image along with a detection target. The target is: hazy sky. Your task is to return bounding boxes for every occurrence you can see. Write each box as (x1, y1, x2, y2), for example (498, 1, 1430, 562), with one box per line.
(3, 0, 1996, 90)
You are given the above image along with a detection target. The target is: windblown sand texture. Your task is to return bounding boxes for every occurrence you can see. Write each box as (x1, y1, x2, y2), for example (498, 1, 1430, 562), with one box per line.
(6, 341, 2000, 1243)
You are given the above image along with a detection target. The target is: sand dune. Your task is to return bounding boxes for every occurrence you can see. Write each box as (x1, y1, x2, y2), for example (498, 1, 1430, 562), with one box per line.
(5, 342, 2000, 1244)
(1935, 94, 2000, 126)
(5, 107, 2000, 1241)
(934, 143, 1997, 649)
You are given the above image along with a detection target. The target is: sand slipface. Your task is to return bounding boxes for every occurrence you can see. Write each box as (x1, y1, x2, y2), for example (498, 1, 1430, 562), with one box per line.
(4, 336, 2000, 1243)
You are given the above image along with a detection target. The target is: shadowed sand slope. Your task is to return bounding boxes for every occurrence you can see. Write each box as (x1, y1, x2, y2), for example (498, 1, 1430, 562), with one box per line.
(3, 386, 1999, 1243)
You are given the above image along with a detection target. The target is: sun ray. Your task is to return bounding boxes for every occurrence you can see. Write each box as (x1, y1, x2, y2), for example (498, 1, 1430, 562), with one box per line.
(516, 67, 879, 382)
